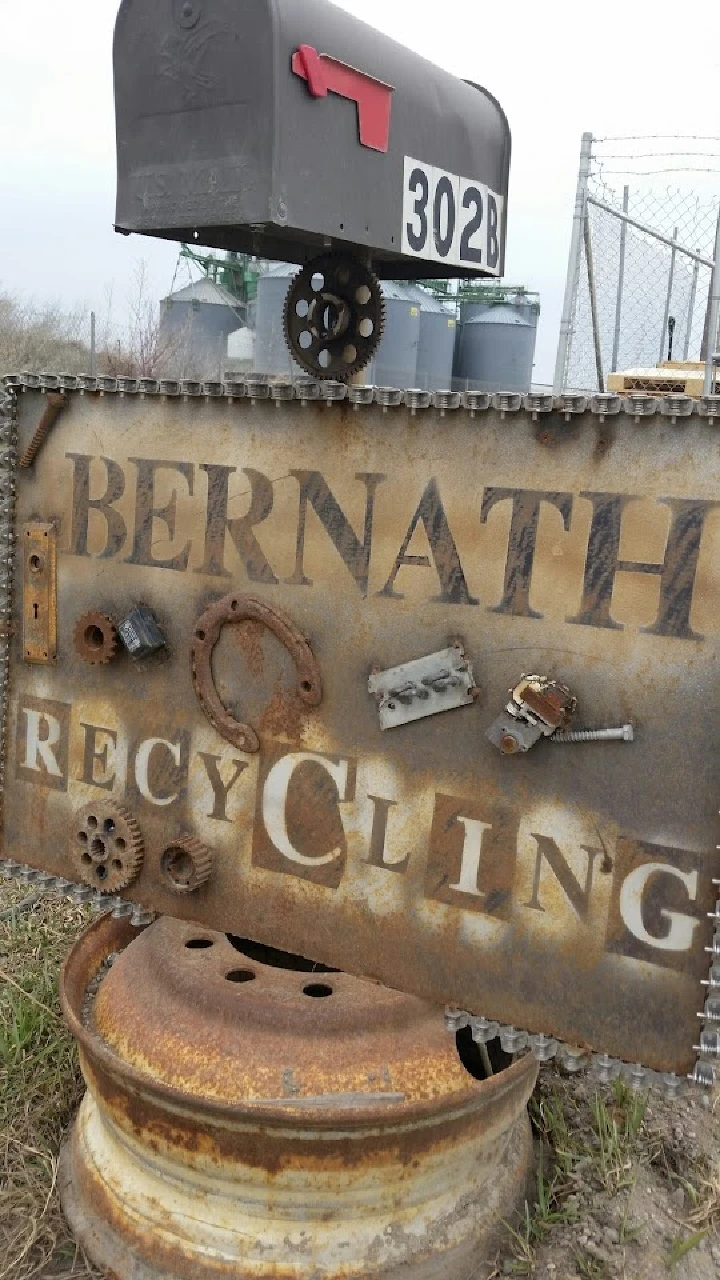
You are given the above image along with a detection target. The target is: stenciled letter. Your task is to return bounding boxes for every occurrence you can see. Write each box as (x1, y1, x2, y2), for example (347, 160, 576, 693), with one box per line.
(380, 478, 477, 605)
(480, 488, 573, 618)
(66, 454, 127, 558)
(567, 493, 718, 638)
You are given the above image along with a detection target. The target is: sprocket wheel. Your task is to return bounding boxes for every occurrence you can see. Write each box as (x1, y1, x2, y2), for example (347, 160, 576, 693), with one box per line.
(74, 611, 118, 665)
(283, 253, 384, 380)
(71, 801, 144, 894)
(160, 835, 213, 894)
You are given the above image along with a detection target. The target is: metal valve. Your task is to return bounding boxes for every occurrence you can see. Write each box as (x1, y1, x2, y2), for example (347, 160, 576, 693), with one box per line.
(486, 674, 576, 755)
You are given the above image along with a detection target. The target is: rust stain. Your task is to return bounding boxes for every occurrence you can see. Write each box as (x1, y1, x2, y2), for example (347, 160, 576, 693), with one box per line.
(229, 618, 266, 679)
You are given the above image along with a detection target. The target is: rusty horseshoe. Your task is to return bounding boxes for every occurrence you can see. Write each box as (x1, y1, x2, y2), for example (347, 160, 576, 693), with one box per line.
(190, 593, 322, 753)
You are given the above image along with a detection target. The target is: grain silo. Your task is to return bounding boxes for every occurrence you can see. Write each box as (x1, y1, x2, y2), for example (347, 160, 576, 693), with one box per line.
(159, 278, 245, 378)
(403, 284, 456, 391)
(367, 282, 420, 388)
(254, 262, 304, 376)
(454, 304, 537, 393)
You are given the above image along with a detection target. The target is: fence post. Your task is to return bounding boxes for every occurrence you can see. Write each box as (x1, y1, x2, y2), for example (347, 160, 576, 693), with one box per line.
(703, 210, 720, 396)
(659, 229, 678, 365)
(583, 212, 604, 392)
(683, 254, 700, 361)
(553, 132, 593, 395)
(611, 185, 629, 373)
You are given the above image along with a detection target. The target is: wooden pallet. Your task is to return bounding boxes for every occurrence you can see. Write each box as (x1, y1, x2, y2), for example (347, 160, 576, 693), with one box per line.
(607, 366, 708, 396)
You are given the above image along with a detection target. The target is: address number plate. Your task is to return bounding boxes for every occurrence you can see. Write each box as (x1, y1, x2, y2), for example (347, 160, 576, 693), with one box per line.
(401, 156, 504, 273)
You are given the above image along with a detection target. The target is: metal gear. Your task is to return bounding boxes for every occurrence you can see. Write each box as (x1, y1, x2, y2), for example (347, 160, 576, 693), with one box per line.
(74, 611, 118, 664)
(160, 835, 213, 894)
(283, 253, 385, 380)
(72, 802, 144, 894)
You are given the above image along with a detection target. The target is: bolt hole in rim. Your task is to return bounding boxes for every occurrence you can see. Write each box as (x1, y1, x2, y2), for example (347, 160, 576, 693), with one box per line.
(185, 938, 214, 950)
(303, 983, 334, 998)
(225, 969, 256, 984)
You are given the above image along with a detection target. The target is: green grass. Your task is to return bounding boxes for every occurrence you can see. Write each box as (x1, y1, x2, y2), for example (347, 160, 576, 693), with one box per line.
(0, 883, 101, 1279)
(667, 1228, 709, 1269)
(503, 1075, 656, 1275)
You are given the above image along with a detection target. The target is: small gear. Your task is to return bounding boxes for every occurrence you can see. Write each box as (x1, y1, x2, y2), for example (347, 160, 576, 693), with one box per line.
(74, 611, 118, 664)
(160, 835, 213, 894)
(72, 802, 144, 894)
(283, 252, 385, 380)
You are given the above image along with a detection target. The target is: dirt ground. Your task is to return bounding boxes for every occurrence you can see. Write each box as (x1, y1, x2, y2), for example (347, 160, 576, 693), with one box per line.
(487, 1066, 720, 1279)
(1, 881, 718, 1279)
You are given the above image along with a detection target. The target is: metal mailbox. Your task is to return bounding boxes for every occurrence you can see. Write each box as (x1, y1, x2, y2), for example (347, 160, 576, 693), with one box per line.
(2, 378, 718, 1081)
(113, 0, 510, 280)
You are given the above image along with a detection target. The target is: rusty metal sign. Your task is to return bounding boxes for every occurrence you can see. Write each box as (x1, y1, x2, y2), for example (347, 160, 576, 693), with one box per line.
(3, 380, 719, 1077)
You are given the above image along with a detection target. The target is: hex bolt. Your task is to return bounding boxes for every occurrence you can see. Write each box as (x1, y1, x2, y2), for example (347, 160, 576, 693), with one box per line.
(551, 724, 634, 743)
(444, 1007, 470, 1033)
(661, 1072, 685, 1098)
(688, 1062, 715, 1089)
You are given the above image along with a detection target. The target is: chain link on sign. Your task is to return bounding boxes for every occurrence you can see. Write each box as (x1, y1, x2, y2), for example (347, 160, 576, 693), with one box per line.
(444, 1006, 709, 1098)
(0, 857, 155, 928)
(556, 136, 720, 396)
(0, 380, 18, 832)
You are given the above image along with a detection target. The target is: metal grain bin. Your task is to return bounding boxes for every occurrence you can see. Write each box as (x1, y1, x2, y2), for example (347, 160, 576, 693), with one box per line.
(159, 278, 244, 378)
(254, 263, 304, 377)
(454, 304, 537, 392)
(404, 284, 457, 391)
(367, 282, 420, 388)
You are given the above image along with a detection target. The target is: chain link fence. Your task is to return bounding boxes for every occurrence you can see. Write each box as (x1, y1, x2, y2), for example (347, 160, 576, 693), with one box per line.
(554, 134, 720, 395)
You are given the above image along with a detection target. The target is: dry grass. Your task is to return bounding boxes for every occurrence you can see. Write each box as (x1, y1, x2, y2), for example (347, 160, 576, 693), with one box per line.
(0, 883, 102, 1279)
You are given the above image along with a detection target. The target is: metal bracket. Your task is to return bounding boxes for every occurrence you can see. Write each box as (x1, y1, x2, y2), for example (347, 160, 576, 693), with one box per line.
(22, 523, 57, 664)
(369, 646, 476, 730)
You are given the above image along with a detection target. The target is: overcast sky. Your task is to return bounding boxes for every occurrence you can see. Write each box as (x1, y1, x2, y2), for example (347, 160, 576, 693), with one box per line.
(1, 0, 718, 382)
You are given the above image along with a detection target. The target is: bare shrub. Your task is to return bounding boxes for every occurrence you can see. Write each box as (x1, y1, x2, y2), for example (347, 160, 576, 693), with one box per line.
(0, 292, 90, 375)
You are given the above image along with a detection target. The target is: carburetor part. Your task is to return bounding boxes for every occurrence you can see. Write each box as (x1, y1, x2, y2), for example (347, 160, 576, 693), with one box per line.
(118, 604, 166, 659)
(73, 610, 118, 665)
(159, 836, 213, 894)
(486, 674, 576, 755)
(71, 802, 144, 894)
(369, 646, 477, 730)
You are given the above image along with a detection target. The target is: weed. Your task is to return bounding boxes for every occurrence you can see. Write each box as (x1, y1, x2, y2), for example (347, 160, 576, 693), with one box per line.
(589, 1082, 651, 1191)
(503, 1143, 577, 1272)
(668, 1228, 709, 1269)
(575, 1253, 607, 1278)
(0, 886, 101, 1279)
(618, 1183, 642, 1245)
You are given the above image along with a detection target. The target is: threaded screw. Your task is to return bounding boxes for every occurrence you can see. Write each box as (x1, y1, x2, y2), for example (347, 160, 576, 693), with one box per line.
(552, 724, 634, 743)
